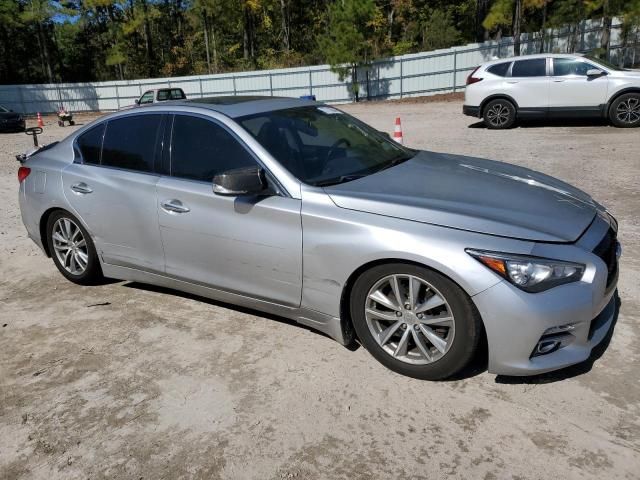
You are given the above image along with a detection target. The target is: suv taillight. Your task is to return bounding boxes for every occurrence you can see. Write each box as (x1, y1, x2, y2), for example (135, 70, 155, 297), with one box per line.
(18, 166, 31, 183)
(466, 67, 483, 85)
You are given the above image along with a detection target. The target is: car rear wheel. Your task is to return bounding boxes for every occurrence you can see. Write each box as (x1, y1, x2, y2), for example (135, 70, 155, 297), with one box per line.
(350, 263, 483, 380)
(46, 210, 103, 285)
(609, 93, 640, 128)
(483, 99, 516, 129)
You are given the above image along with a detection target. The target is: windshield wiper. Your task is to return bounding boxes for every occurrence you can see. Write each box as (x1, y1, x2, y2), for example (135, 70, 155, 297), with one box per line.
(375, 154, 412, 173)
(315, 174, 367, 187)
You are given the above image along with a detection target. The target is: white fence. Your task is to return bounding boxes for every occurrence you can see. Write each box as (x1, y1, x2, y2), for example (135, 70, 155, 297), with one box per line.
(0, 17, 637, 114)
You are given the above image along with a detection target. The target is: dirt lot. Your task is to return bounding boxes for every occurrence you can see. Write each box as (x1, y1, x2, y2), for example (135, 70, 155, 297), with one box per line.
(1, 101, 639, 479)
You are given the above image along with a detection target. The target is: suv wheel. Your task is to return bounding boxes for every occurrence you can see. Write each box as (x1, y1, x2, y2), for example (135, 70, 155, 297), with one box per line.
(483, 99, 516, 129)
(350, 263, 483, 380)
(609, 93, 640, 128)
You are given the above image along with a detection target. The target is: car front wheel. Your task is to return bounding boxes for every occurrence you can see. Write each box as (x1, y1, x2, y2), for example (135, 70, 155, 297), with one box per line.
(46, 210, 104, 285)
(609, 93, 640, 128)
(350, 263, 483, 380)
(483, 99, 516, 129)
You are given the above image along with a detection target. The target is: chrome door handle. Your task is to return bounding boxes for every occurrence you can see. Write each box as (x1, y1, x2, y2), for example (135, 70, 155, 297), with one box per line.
(507, 80, 519, 84)
(161, 199, 190, 214)
(553, 79, 566, 82)
(71, 182, 93, 194)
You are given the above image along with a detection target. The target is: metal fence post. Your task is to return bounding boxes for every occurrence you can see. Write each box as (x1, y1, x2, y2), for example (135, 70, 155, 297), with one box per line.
(399, 58, 404, 99)
(199, 78, 204, 98)
(452, 49, 457, 93)
(115, 83, 121, 109)
(309, 69, 313, 96)
(232, 75, 237, 95)
(269, 72, 273, 96)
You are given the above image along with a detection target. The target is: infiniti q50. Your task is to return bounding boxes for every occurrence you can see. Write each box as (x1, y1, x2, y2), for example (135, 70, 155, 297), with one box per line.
(17, 97, 620, 379)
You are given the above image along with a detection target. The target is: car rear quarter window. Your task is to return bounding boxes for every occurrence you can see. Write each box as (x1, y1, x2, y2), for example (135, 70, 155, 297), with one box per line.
(170, 115, 257, 182)
(76, 124, 105, 165)
(487, 62, 511, 77)
(101, 115, 162, 173)
(511, 58, 547, 77)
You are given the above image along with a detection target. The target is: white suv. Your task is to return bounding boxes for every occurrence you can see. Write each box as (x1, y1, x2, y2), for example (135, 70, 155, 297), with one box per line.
(463, 53, 640, 129)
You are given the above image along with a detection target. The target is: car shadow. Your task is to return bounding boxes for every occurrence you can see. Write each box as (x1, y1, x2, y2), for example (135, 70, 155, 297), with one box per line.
(495, 293, 621, 385)
(468, 118, 611, 129)
(123, 281, 361, 351)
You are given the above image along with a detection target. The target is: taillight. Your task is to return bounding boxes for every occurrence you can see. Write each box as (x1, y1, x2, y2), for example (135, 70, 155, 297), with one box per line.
(466, 67, 483, 85)
(18, 166, 31, 183)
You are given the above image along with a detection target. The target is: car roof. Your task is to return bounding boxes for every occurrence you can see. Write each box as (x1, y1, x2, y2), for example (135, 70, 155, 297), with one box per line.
(483, 53, 585, 66)
(140, 95, 319, 118)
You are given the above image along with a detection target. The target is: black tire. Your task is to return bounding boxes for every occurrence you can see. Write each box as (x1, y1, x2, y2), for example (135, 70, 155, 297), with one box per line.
(350, 263, 482, 380)
(609, 93, 640, 128)
(482, 99, 517, 129)
(46, 210, 104, 285)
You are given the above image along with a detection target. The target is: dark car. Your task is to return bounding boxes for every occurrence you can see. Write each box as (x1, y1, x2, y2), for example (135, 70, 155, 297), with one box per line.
(0, 105, 26, 132)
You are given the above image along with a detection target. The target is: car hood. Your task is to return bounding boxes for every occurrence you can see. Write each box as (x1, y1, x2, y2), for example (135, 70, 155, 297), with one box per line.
(324, 151, 598, 242)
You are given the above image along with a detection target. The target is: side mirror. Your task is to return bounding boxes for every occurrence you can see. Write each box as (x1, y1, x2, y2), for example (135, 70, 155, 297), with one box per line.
(586, 68, 606, 77)
(213, 166, 267, 196)
(134, 99, 140, 104)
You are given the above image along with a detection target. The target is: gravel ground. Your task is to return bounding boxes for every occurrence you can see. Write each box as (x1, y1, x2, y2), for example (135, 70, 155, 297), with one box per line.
(1, 102, 639, 479)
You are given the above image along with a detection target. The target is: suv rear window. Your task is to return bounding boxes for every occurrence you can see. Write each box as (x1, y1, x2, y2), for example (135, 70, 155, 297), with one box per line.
(512, 58, 547, 77)
(487, 62, 511, 77)
(101, 115, 162, 172)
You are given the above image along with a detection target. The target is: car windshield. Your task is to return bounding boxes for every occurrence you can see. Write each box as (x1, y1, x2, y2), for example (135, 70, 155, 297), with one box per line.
(583, 54, 627, 71)
(238, 106, 415, 186)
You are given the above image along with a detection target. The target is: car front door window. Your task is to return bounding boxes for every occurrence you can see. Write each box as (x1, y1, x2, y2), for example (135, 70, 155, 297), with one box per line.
(170, 115, 257, 182)
(139, 91, 154, 104)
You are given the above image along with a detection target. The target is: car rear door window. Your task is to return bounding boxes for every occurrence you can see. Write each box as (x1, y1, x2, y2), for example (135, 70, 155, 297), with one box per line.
(512, 58, 547, 77)
(76, 123, 105, 165)
(553, 58, 598, 76)
(101, 115, 162, 173)
(487, 62, 511, 77)
(170, 115, 257, 182)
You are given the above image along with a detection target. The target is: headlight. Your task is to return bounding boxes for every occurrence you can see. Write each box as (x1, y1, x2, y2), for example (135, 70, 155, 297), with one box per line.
(466, 249, 585, 293)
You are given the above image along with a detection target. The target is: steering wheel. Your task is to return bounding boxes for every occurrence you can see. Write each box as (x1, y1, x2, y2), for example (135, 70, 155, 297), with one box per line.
(325, 138, 351, 165)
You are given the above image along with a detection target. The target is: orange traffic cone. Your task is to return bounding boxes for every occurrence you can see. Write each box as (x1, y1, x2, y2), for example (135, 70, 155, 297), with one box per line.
(37, 112, 44, 128)
(393, 116, 403, 144)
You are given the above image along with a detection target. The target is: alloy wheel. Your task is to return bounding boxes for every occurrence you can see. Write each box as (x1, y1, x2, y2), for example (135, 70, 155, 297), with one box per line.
(486, 103, 511, 127)
(616, 97, 640, 125)
(52, 218, 88, 275)
(365, 274, 455, 365)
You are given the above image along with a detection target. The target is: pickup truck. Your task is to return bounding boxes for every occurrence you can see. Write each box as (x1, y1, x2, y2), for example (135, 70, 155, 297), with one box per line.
(121, 88, 186, 110)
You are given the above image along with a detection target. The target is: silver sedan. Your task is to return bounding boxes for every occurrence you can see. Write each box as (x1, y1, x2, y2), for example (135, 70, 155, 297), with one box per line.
(17, 97, 620, 379)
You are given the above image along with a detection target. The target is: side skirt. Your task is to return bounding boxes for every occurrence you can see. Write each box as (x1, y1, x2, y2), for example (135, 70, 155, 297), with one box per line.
(101, 263, 348, 345)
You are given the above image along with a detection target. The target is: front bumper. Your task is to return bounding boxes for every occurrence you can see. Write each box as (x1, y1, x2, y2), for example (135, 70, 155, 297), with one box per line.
(472, 215, 619, 376)
(462, 105, 480, 118)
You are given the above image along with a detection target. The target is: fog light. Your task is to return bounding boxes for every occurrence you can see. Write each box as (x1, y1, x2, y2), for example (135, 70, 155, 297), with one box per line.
(535, 340, 561, 356)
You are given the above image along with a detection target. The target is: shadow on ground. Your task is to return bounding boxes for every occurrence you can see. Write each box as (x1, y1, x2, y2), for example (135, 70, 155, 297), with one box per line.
(468, 118, 611, 129)
(123, 281, 361, 352)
